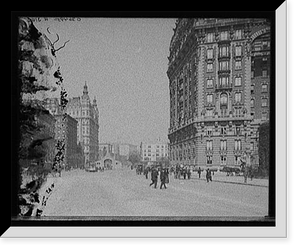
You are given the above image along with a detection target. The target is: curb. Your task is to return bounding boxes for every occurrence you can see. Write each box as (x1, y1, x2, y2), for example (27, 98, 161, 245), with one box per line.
(173, 176, 268, 188)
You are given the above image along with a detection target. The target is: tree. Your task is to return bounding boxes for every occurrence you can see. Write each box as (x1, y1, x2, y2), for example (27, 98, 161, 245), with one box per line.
(128, 152, 141, 166)
(18, 18, 69, 216)
(156, 156, 170, 167)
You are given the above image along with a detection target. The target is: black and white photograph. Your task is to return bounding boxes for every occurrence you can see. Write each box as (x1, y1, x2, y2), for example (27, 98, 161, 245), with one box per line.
(7, 8, 288, 239)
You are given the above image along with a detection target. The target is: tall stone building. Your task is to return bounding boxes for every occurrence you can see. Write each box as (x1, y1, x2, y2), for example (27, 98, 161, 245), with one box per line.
(167, 18, 270, 169)
(66, 83, 99, 166)
(45, 83, 99, 166)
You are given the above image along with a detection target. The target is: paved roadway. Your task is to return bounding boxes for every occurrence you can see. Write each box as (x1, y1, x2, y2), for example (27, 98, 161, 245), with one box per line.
(42, 168, 268, 217)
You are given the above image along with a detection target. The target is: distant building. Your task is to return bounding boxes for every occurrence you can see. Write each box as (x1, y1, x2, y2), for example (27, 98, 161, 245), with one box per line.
(45, 83, 100, 166)
(140, 142, 169, 162)
(66, 83, 99, 166)
(54, 114, 82, 169)
(99, 142, 138, 161)
(119, 143, 139, 159)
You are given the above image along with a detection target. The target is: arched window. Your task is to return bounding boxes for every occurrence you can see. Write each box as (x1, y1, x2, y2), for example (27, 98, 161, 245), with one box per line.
(235, 92, 242, 103)
(220, 93, 228, 106)
(251, 98, 255, 108)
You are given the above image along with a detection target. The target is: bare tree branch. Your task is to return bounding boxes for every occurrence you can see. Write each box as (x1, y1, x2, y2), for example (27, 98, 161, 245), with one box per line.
(52, 33, 60, 47)
(53, 40, 70, 53)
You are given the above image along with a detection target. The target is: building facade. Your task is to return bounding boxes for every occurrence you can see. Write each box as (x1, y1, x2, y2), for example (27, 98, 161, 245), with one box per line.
(45, 83, 99, 166)
(167, 18, 270, 169)
(140, 142, 169, 162)
(54, 114, 82, 169)
(66, 83, 99, 166)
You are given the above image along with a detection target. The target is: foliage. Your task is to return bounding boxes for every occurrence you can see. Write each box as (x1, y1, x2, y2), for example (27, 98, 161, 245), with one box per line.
(17, 18, 69, 216)
(128, 152, 142, 166)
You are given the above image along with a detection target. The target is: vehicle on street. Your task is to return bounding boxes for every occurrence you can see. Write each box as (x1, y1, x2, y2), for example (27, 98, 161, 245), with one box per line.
(85, 163, 97, 172)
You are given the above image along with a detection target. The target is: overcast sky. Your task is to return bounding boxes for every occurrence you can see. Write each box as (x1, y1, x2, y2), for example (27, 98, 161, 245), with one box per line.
(33, 17, 176, 146)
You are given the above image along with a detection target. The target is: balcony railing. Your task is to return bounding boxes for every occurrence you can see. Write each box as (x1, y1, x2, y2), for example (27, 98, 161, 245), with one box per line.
(215, 84, 232, 92)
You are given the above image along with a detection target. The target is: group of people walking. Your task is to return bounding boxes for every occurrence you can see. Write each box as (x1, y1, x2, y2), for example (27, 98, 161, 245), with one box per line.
(134, 150, 255, 189)
(149, 166, 169, 189)
(134, 163, 215, 190)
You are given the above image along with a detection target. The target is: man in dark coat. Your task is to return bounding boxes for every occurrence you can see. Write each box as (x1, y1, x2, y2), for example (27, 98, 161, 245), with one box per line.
(197, 167, 202, 178)
(149, 167, 158, 188)
(206, 168, 212, 183)
(160, 169, 167, 189)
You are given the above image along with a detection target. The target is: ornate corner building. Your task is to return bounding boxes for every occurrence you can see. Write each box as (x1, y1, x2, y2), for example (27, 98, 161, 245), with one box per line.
(45, 83, 99, 167)
(167, 18, 270, 169)
(66, 83, 99, 166)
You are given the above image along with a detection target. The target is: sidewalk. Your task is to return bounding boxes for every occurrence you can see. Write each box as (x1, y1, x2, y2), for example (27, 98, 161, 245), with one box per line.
(190, 171, 269, 187)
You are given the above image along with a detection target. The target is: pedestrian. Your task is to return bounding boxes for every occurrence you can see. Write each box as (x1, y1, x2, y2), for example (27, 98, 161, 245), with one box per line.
(144, 166, 149, 179)
(197, 167, 202, 178)
(149, 167, 158, 188)
(206, 168, 212, 183)
(160, 169, 167, 189)
(183, 166, 187, 179)
(187, 166, 191, 179)
(165, 168, 169, 184)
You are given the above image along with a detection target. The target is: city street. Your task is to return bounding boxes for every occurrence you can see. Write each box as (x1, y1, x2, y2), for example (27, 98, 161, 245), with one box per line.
(42, 168, 268, 217)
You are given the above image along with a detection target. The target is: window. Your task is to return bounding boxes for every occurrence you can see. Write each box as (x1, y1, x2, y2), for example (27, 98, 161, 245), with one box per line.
(207, 63, 213, 72)
(234, 107, 242, 117)
(219, 45, 230, 57)
(207, 79, 213, 88)
(207, 128, 213, 136)
(234, 156, 241, 165)
(235, 29, 242, 39)
(220, 31, 229, 41)
(219, 60, 229, 71)
(262, 83, 268, 92)
(220, 93, 228, 106)
(219, 76, 229, 87)
(262, 98, 268, 107)
(235, 45, 242, 57)
(235, 139, 242, 151)
(262, 111, 268, 120)
(250, 142, 254, 151)
(235, 125, 241, 135)
(235, 92, 242, 103)
(235, 76, 242, 86)
(220, 140, 227, 150)
(207, 33, 214, 43)
(207, 48, 213, 59)
(207, 94, 213, 103)
(220, 156, 227, 165)
(206, 156, 213, 165)
(206, 109, 213, 117)
(206, 140, 213, 150)
(251, 99, 255, 108)
(220, 127, 227, 135)
(262, 70, 268, 77)
(235, 60, 242, 70)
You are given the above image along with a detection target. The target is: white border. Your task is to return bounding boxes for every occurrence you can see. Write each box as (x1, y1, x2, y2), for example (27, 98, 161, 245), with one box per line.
(3, 4, 287, 238)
